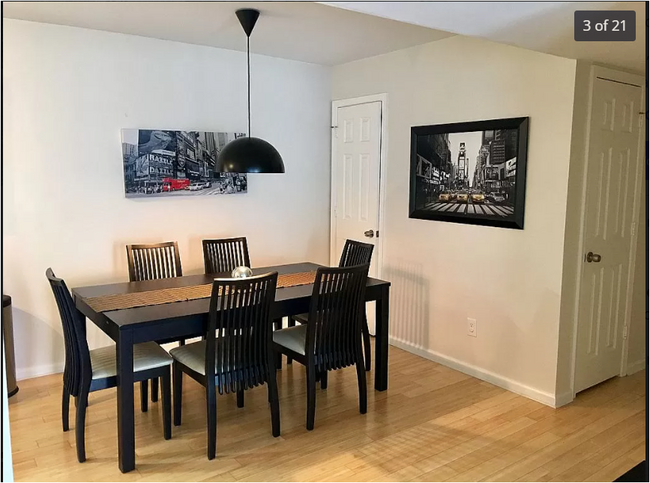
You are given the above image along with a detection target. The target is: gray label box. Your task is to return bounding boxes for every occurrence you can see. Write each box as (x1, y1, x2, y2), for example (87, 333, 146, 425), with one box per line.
(575, 11, 636, 41)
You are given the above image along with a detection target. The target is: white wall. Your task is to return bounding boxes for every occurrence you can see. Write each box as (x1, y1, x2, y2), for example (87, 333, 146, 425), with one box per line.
(2, 19, 332, 379)
(333, 36, 577, 405)
(555, 60, 592, 404)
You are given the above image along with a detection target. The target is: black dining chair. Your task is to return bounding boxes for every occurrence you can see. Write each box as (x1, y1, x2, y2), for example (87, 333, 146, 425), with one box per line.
(288, 239, 374, 370)
(126, 241, 184, 403)
(203, 237, 283, 349)
(46, 268, 172, 463)
(169, 272, 281, 460)
(202, 237, 251, 274)
(273, 264, 370, 430)
(126, 241, 183, 282)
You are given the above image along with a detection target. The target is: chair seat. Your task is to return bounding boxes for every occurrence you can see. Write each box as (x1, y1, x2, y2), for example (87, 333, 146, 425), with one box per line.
(170, 338, 242, 375)
(171, 338, 268, 378)
(90, 342, 172, 380)
(293, 313, 308, 324)
(273, 325, 307, 356)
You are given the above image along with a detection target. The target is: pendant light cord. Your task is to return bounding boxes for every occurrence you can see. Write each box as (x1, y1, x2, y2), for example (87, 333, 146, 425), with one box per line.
(247, 35, 251, 137)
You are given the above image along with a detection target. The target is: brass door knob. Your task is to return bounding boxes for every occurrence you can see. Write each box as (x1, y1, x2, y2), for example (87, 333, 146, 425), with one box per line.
(364, 230, 375, 238)
(586, 252, 602, 263)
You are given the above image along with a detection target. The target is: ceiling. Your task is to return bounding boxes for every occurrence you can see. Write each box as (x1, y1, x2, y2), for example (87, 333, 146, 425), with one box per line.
(325, 1, 646, 73)
(1, 2, 454, 66)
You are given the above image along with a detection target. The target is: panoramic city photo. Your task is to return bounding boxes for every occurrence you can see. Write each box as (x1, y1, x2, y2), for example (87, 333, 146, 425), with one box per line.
(409, 118, 528, 229)
(121, 129, 248, 198)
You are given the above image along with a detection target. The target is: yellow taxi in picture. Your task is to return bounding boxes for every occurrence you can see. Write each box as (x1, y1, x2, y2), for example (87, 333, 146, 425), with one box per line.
(456, 192, 469, 203)
(438, 191, 454, 202)
(470, 192, 485, 203)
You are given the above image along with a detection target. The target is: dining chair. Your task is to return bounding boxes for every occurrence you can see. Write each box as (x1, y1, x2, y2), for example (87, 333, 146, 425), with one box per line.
(202, 237, 251, 274)
(46, 268, 172, 463)
(169, 272, 280, 460)
(126, 241, 183, 282)
(126, 241, 183, 403)
(273, 264, 370, 430)
(288, 239, 374, 370)
(203, 237, 283, 352)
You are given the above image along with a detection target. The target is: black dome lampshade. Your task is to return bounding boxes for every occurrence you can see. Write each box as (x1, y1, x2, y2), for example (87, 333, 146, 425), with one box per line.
(216, 9, 285, 174)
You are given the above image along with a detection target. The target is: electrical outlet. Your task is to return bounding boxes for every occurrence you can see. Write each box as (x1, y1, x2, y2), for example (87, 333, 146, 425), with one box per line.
(467, 318, 477, 337)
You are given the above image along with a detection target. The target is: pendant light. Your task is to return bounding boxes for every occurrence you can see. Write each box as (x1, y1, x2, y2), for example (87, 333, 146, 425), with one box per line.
(216, 9, 285, 174)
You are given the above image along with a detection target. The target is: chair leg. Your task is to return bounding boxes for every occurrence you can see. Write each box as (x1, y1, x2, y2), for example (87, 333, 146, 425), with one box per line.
(179, 339, 185, 346)
(362, 318, 371, 372)
(356, 358, 367, 415)
(140, 380, 148, 413)
(161, 370, 171, 440)
(286, 317, 295, 364)
(273, 319, 282, 369)
(173, 362, 183, 426)
(151, 377, 159, 403)
(237, 389, 244, 408)
(306, 365, 316, 431)
(75, 389, 89, 463)
(320, 371, 328, 390)
(206, 385, 217, 460)
(62, 386, 70, 432)
(267, 373, 281, 437)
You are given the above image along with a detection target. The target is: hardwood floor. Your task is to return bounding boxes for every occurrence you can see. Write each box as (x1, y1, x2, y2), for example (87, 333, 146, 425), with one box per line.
(8, 346, 646, 482)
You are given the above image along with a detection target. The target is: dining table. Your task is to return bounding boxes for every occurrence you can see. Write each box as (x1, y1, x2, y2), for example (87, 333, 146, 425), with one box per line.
(72, 261, 391, 473)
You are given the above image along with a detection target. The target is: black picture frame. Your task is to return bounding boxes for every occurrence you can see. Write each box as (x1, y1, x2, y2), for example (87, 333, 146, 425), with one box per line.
(409, 117, 529, 229)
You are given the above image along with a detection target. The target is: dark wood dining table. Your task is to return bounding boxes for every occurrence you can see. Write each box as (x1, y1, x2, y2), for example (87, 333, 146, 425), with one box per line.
(72, 262, 391, 473)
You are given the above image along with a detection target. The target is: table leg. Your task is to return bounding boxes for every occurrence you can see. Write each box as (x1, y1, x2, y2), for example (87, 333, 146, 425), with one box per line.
(374, 285, 389, 391)
(116, 330, 135, 473)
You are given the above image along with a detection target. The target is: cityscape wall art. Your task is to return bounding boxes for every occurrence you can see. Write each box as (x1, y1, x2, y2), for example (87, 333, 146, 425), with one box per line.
(409, 117, 529, 229)
(121, 129, 248, 198)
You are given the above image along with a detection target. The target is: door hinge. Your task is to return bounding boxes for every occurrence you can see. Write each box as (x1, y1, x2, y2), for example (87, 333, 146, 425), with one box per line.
(631, 221, 637, 237)
(622, 325, 628, 340)
(638, 113, 644, 128)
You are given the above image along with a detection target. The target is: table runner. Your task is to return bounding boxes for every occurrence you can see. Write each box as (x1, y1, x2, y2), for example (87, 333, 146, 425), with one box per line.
(84, 271, 317, 313)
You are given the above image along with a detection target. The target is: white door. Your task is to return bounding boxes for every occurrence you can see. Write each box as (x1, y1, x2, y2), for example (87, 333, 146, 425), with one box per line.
(332, 101, 382, 334)
(574, 76, 643, 393)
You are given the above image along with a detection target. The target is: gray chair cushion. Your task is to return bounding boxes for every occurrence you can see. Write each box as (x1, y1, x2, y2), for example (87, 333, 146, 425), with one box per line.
(169, 340, 211, 375)
(170, 339, 252, 376)
(273, 325, 307, 356)
(293, 313, 308, 324)
(90, 342, 172, 380)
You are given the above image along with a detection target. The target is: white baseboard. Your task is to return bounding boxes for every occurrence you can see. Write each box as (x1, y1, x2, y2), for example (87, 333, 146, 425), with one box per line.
(554, 391, 574, 407)
(16, 362, 63, 381)
(626, 358, 646, 375)
(389, 336, 561, 408)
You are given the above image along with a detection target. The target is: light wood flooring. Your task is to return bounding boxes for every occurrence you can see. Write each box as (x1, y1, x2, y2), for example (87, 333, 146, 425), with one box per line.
(8, 346, 646, 481)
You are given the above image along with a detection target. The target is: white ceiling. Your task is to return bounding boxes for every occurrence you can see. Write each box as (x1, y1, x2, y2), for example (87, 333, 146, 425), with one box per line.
(1, 1, 454, 66)
(325, 1, 646, 73)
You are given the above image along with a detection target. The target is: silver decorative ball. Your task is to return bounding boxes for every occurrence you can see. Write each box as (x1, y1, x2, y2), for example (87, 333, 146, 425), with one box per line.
(231, 266, 253, 278)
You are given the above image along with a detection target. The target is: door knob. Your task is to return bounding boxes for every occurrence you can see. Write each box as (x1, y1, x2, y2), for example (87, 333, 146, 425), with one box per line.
(364, 230, 375, 238)
(586, 252, 602, 263)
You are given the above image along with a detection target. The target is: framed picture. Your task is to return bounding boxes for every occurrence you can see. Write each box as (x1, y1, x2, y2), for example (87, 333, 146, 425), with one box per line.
(409, 117, 529, 229)
(121, 129, 248, 198)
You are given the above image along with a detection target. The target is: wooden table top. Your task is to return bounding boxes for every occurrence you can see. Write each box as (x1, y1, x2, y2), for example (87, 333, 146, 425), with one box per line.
(72, 262, 390, 328)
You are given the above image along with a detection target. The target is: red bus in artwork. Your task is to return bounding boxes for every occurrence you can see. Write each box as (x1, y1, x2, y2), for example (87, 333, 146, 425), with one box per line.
(162, 178, 190, 192)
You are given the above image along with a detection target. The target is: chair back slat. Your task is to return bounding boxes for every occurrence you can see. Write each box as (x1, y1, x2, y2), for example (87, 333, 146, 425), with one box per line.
(307, 264, 369, 372)
(46, 269, 91, 397)
(126, 241, 182, 282)
(202, 237, 251, 274)
(205, 272, 278, 394)
(339, 239, 374, 268)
